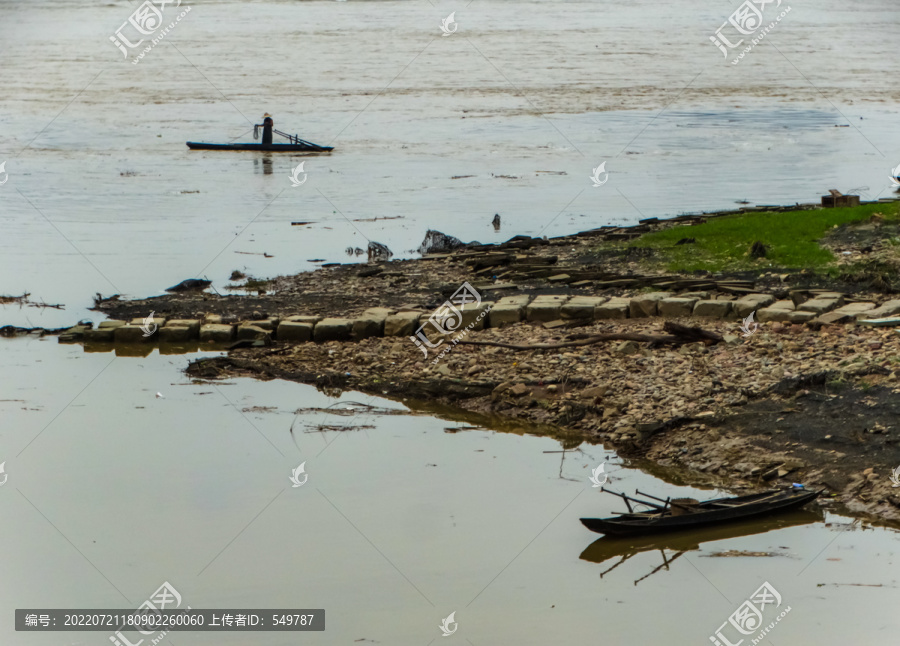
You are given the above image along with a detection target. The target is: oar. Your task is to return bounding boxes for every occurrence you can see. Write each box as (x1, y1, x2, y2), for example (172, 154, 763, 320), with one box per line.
(600, 487, 667, 512)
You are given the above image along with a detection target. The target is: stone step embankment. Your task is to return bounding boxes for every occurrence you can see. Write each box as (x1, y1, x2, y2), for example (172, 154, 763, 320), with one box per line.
(58, 288, 900, 346)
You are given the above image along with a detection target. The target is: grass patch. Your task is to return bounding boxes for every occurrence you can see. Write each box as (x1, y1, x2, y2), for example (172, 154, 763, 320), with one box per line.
(628, 202, 900, 273)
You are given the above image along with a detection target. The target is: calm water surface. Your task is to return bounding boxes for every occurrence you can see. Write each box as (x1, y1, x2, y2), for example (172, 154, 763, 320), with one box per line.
(2, 0, 900, 643)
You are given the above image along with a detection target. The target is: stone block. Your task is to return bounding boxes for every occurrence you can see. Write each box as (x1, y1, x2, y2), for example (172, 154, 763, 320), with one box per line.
(834, 302, 876, 315)
(757, 307, 793, 323)
(692, 300, 732, 318)
(114, 325, 151, 343)
(489, 304, 524, 328)
(351, 315, 385, 340)
(203, 314, 223, 324)
(158, 326, 193, 343)
(733, 294, 776, 318)
(84, 328, 116, 343)
(237, 324, 272, 341)
(460, 302, 491, 330)
(98, 320, 126, 329)
(629, 292, 673, 318)
(658, 297, 698, 318)
(199, 324, 235, 343)
(497, 294, 531, 306)
(313, 318, 353, 342)
(787, 310, 818, 323)
(857, 300, 900, 320)
(284, 315, 322, 325)
(797, 298, 841, 314)
(165, 319, 201, 336)
(385, 311, 423, 337)
(561, 297, 607, 320)
(526, 301, 563, 322)
(276, 321, 313, 342)
(595, 298, 630, 320)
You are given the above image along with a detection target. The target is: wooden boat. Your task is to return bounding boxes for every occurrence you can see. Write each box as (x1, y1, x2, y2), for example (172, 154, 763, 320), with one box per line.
(581, 486, 823, 537)
(186, 142, 333, 152)
(580, 510, 822, 585)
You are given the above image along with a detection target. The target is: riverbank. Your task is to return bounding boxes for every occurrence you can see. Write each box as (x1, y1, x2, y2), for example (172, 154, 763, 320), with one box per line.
(16, 198, 900, 524)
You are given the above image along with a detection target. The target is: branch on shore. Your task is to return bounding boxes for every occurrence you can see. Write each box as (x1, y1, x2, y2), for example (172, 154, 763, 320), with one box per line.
(457, 322, 723, 351)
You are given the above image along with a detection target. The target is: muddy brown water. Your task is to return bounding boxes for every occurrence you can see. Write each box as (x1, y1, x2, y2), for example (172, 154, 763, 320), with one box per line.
(3, 0, 900, 643)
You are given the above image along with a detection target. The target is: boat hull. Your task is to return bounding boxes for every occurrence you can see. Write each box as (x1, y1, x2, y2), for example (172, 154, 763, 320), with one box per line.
(186, 142, 333, 152)
(580, 488, 822, 537)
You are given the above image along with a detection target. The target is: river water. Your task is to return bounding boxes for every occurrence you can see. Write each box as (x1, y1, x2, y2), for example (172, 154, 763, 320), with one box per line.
(2, 0, 900, 644)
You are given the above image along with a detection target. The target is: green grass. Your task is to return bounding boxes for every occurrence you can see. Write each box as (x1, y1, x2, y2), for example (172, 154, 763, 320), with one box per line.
(627, 202, 900, 273)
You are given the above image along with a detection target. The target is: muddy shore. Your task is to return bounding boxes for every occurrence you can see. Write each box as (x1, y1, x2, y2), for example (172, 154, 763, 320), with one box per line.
(37, 203, 900, 525)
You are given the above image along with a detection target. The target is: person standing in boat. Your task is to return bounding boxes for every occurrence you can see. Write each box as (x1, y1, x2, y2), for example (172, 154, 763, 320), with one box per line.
(254, 113, 274, 144)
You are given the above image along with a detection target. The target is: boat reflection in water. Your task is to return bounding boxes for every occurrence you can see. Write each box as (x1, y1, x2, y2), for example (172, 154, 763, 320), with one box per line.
(579, 510, 823, 586)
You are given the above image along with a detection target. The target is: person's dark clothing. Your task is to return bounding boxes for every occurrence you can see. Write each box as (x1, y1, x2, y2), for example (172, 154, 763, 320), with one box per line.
(262, 117, 273, 145)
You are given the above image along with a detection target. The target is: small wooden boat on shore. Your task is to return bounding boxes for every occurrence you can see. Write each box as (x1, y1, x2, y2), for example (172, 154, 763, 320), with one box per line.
(581, 486, 823, 537)
(186, 142, 333, 152)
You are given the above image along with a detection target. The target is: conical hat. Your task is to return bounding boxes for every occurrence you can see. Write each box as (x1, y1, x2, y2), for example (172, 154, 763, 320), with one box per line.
(263, 113, 272, 118)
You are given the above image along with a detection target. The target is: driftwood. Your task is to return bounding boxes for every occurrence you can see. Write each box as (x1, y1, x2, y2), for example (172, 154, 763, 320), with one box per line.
(457, 322, 723, 351)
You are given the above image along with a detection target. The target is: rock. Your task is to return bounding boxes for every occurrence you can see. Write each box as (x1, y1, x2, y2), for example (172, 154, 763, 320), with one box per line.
(158, 326, 193, 342)
(460, 302, 492, 330)
(367, 241, 393, 263)
(435, 364, 451, 376)
(165, 278, 212, 293)
(276, 321, 313, 342)
(658, 297, 699, 318)
(351, 314, 386, 340)
(786, 310, 817, 323)
(467, 365, 481, 376)
(856, 299, 900, 320)
(236, 324, 272, 342)
(594, 298, 630, 320)
(509, 383, 529, 397)
(199, 324, 235, 343)
(629, 292, 673, 318)
(863, 467, 874, 476)
(733, 294, 776, 318)
(84, 327, 116, 343)
(798, 297, 842, 314)
(313, 318, 353, 342)
(98, 320, 127, 329)
(417, 229, 466, 254)
(166, 319, 202, 337)
(284, 315, 322, 325)
(547, 384, 558, 393)
(114, 325, 152, 343)
(204, 313, 223, 325)
(488, 304, 525, 328)
(526, 297, 566, 322)
(581, 385, 609, 399)
(561, 296, 608, 320)
(722, 334, 741, 344)
(615, 340, 640, 355)
(749, 241, 767, 258)
(385, 311, 422, 337)
(693, 300, 732, 318)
